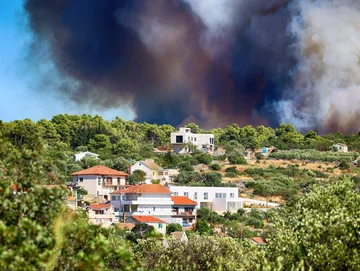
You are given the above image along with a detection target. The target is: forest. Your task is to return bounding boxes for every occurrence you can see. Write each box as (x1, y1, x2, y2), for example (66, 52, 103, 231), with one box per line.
(1, 114, 360, 270)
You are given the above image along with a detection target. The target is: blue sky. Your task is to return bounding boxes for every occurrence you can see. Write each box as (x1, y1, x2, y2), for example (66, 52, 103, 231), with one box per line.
(0, 0, 134, 123)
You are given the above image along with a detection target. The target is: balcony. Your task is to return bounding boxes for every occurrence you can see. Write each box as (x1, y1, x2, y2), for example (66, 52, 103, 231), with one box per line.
(172, 210, 195, 217)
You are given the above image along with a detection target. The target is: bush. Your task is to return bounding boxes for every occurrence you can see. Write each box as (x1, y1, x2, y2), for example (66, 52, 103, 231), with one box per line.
(209, 163, 221, 171)
(166, 223, 182, 235)
(339, 159, 350, 170)
(228, 152, 248, 165)
(151, 179, 160, 184)
(195, 153, 212, 165)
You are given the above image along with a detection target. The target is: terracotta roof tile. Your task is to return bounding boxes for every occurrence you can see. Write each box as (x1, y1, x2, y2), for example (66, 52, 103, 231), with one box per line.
(171, 196, 197, 205)
(250, 237, 266, 244)
(89, 203, 111, 210)
(71, 165, 128, 176)
(132, 215, 165, 223)
(111, 184, 171, 194)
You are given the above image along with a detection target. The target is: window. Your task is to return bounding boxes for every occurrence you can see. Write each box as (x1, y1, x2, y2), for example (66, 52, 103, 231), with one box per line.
(111, 196, 116, 201)
(98, 177, 101, 186)
(194, 192, 197, 200)
(153, 207, 156, 212)
(184, 192, 189, 197)
(191, 137, 193, 141)
(176, 135, 183, 143)
(230, 193, 234, 198)
(158, 223, 163, 229)
(204, 192, 208, 200)
(99, 210, 104, 215)
(174, 192, 178, 196)
(215, 193, 226, 198)
(79, 177, 83, 182)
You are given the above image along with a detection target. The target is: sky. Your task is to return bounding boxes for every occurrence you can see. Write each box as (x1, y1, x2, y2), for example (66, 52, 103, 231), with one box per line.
(0, 0, 135, 122)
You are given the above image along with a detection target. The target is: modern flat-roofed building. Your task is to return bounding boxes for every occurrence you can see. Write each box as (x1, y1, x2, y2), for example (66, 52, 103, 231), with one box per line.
(170, 127, 214, 154)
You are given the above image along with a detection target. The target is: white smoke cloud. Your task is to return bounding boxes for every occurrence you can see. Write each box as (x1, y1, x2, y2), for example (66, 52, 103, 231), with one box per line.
(278, 0, 360, 133)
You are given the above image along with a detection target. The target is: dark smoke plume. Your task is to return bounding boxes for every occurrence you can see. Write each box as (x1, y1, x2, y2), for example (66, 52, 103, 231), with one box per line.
(23, 0, 360, 133)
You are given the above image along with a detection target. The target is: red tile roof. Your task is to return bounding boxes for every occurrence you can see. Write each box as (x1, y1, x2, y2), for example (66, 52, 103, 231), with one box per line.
(71, 165, 128, 176)
(250, 237, 266, 244)
(171, 196, 197, 205)
(111, 184, 172, 194)
(89, 203, 112, 210)
(132, 215, 165, 223)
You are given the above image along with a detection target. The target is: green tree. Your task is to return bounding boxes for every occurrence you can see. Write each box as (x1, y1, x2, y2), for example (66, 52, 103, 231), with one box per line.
(195, 219, 211, 235)
(267, 177, 360, 270)
(166, 223, 182, 235)
(128, 169, 146, 185)
(131, 223, 155, 238)
(178, 161, 194, 172)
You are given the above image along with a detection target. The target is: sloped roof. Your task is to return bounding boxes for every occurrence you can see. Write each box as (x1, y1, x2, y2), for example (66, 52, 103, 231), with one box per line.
(250, 237, 266, 245)
(141, 160, 164, 171)
(170, 231, 185, 239)
(171, 196, 197, 205)
(111, 184, 172, 194)
(118, 223, 135, 230)
(71, 165, 128, 176)
(89, 203, 111, 210)
(132, 215, 165, 223)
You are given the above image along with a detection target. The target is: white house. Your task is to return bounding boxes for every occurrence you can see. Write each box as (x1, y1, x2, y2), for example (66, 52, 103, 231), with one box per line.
(130, 160, 164, 184)
(333, 143, 348, 153)
(74, 151, 99, 162)
(110, 184, 174, 222)
(170, 127, 214, 154)
(71, 165, 128, 200)
(167, 185, 239, 211)
(88, 203, 116, 227)
(131, 215, 167, 235)
(171, 196, 197, 225)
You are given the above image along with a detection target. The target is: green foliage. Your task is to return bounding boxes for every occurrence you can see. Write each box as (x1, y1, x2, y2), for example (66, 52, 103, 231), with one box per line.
(228, 152, 247, 165)
(76, 187, 88, 195)
(128, 169, 146, 185)
(195, 219, 211, 235)
(209, 163, 221, 171)
(194, 153, 212, 165)
(270, 149, 358, 163)
(339, 159, 350, 170)
(131, 223, 154, 239)
(266, 177, 360, 270)
(150, 179, 160, 184)
(178, 161, 194, 172)
(166, 223, 182, 235)
(0, 137, 137, 270)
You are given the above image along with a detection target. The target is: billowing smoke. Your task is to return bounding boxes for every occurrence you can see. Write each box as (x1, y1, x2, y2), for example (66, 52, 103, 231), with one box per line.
(23, 0, 360, 133)
(277, 0, 360, 134)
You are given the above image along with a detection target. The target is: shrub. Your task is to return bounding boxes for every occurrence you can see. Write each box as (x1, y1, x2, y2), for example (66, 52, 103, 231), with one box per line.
(166, 223, 182, 235)
(228, 152, 247, 165)
(209, 163, 221, 171)
(151, 179, 160, 184)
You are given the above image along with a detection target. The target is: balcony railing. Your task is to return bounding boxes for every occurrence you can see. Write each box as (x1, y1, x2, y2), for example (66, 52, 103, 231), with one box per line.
(172, 211, 195, 216)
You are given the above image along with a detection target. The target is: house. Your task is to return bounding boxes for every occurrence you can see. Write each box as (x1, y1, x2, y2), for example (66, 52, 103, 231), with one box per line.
(333, 143, 348, 153)
(88, 203, 115, 227)
(171, 196, 197, 225)
(213, 197, 279, 212)
(132, 215, 167, 235)
(110, 184, 174, 222)
(249, 237, 266, 246)
(171, 231, 188, 244)
(170, 127, 214, 154)
(74, 151, 99, 162)
(161, 168, 179, 184)
(130, 160, 164, 184)
(167, 185, 239, 211)
(71, 165, 128, 200)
